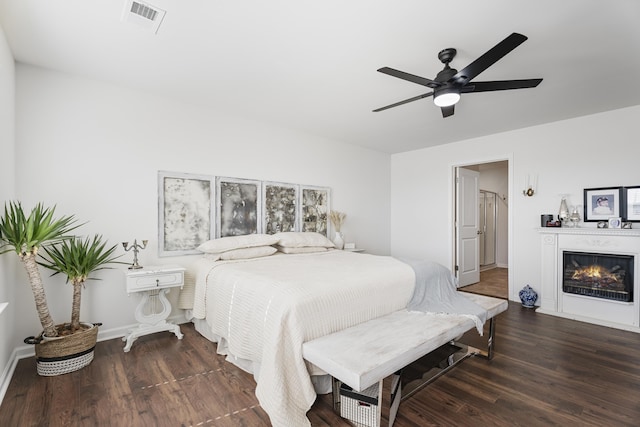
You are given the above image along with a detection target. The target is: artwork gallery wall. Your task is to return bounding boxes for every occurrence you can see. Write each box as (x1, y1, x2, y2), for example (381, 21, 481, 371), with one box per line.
(159, 171, 332, 256)
(7, 64, 391, 353)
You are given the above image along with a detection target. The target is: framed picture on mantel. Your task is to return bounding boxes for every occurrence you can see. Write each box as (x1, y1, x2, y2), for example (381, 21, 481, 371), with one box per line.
(623, 186, 640, 222)
(583, 187, 622, 222)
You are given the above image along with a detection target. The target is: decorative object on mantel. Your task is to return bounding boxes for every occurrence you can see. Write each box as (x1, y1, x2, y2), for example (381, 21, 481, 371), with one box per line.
(558, 197, 570, 226)
(622, 186, 640, 222)
(583, 186, 622, 222)
(622, 222, 633, 229)
(567, 206, 581, 228)
(122, 239, 148, 269)
(608, 217, 622, 229)
(329, 210, 346, 250)
(519, 285, 538, 308)
(541, 214, 561, 227)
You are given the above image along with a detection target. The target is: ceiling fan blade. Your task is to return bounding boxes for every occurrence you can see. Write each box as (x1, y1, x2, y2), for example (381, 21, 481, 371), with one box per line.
(441, 105, 455, 118)
(464, 78, 543, 92)
(377, 67, 441, 89)
(452, 33, 528, 84)
(373, 92, 434, 112)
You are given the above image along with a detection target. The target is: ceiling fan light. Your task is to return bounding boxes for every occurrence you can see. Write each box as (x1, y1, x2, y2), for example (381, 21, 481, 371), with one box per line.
(433, 89, 460, 107)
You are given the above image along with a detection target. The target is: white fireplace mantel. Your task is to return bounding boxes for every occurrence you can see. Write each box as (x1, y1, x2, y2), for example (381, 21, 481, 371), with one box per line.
(538, 227, 640, 332)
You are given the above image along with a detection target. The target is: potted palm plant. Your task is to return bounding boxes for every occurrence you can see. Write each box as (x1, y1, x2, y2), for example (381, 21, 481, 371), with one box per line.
(39, 234, 122, 334)
(31, 234, 123, 375)
(0, 201, 123, 375)
(0, 202, 79, 338)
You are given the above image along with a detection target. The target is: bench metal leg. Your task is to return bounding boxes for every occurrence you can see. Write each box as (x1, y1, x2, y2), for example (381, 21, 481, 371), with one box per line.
(469, 316, 496, 360)
(401, 317, 498, 402)
(332, 376, 341, 412)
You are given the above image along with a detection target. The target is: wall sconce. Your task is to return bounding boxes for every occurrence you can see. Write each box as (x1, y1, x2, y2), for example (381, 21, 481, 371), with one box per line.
(523, 174, 537, 197)
(122, 239, 148, 269)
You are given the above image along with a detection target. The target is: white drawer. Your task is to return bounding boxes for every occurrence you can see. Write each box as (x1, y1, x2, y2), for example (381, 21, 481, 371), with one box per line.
(126, 271, 184, 293)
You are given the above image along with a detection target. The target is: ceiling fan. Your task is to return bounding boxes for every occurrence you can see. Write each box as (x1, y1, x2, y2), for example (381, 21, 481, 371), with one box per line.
(373, 32, 543, 118)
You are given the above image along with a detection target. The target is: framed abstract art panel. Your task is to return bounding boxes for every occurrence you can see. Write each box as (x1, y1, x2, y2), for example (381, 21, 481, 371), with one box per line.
(158, 171, 215, 256)
(262, 181, 299, 234)
(299, 186, 330, 236)
(216, 177, 262, 237)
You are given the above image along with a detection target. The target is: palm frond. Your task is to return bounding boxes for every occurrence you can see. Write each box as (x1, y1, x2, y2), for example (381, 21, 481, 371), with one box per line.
(0, 201, 80, 255)
(39, 234, 125, 283)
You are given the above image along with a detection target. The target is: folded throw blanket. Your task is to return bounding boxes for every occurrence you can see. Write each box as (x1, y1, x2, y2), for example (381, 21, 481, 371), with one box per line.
(401, 259, 487, 334)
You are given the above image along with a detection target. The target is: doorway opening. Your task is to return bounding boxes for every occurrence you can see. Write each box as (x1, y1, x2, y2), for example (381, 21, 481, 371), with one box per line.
(454, 160, 509, 300)
(479, 190, 497, 270)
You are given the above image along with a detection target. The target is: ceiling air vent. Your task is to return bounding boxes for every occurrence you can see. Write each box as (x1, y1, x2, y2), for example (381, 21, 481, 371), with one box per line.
(121, 0, 166, 34)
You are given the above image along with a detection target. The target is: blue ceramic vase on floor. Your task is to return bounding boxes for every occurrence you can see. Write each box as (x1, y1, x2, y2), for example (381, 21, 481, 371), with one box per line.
(519, 285, 538, 308)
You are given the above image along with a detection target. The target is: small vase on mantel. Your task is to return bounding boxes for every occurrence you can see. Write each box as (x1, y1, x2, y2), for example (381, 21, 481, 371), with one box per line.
(559, 197, 570, 226)
(333, 231, 345, 250)
(519, 285, 538, 308)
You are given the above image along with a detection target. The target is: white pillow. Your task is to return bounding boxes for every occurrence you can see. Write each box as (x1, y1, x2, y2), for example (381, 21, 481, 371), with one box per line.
(274, 232, 335, 248)
(275, 245, 329, 254)
(203, 246, 278, 261)
(197, 234, 279, 253)
(220, 246, 277, 260)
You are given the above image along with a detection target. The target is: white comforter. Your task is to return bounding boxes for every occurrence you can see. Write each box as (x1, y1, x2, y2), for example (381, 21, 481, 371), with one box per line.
(189, 250, 415, 427)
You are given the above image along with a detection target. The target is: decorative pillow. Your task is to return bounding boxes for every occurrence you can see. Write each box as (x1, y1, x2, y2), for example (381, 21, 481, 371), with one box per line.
(274, 232, 335, 248)
(275, 245, 329, 254)
(197, 234, 279, 253)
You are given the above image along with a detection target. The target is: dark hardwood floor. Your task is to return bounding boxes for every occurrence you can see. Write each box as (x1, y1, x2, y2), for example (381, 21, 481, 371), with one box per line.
(2, 302, 640, 426)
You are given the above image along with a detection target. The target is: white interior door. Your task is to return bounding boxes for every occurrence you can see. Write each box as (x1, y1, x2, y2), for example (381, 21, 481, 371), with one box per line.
(456, 167, 480, 286)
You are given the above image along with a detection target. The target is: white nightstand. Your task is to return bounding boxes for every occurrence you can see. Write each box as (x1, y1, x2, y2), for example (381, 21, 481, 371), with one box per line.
(123, 265, 186, 352)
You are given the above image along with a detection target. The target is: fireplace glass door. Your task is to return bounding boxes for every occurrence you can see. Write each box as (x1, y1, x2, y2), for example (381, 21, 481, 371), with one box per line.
(562, 251, 634, 302)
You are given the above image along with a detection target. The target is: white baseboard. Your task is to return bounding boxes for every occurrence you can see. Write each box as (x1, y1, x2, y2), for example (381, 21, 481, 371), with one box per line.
(0, 347, 21, 406)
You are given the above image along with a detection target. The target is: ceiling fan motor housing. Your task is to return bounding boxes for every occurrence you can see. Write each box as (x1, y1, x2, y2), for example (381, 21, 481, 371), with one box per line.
(438, 48, 457, 64)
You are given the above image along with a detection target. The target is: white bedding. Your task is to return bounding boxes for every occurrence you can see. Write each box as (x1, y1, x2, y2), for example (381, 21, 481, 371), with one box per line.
(183, 250, 415, 427)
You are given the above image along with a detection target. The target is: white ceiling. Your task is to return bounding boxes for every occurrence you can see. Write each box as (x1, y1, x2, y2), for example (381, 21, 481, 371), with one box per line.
(1, 0, 639, 154)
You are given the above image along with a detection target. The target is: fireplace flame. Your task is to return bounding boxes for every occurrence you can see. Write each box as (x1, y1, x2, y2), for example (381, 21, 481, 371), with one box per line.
(571, 265, 618, 283)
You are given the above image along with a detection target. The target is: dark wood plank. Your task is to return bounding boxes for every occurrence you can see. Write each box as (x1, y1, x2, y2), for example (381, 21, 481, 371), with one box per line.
(461, 267, 508, 299)
(2, 302, 640, 426)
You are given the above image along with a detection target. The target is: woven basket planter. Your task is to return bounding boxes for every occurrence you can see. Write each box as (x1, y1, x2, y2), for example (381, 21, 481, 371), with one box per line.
(25, 322, 99, 376)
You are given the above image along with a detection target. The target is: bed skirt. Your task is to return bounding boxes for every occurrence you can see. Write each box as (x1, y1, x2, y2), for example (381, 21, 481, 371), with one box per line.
(189, 315, 332, 394)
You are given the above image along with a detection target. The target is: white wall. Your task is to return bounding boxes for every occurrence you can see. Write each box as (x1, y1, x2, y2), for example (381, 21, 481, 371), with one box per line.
(391, 105, 640, 301)
(11, 64, 392, 350)
(0, 22, 15, 397)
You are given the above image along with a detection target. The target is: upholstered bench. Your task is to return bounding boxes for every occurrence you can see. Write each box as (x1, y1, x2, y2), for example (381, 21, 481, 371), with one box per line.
(302, 292, 508, 426)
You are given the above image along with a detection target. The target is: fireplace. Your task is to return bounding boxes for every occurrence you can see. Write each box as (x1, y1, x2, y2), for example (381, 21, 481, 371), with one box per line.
(539, 228, 640, 332)
(563, 251, 633, 302)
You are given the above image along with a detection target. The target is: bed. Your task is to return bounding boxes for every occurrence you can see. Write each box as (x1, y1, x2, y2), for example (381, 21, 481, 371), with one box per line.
(178, 232, 486, 427)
